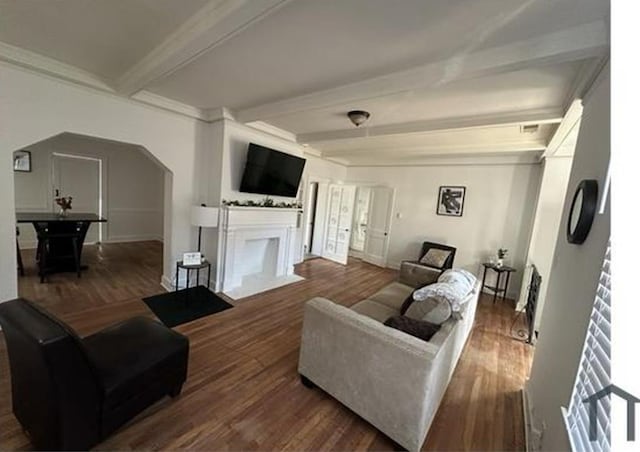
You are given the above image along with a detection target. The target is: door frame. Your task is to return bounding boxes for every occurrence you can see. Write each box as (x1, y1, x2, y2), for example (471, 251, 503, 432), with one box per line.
(51, 152, 105, 243)
(321, 184, 357, 265)
(362, 186, 395, 267)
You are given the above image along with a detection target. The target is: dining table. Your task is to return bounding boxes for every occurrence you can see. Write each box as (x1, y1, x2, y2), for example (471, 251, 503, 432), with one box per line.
(16, 212, 107, 276)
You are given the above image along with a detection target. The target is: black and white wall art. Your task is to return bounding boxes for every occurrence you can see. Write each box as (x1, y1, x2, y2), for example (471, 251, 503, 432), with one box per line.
(437, 186, 466, 217)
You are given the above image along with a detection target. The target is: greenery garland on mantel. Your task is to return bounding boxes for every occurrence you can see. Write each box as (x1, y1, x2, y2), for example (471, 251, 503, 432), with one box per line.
(222, 198, 302, 209)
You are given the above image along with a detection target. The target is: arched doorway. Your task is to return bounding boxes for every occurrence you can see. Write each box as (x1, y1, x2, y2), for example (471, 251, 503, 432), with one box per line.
(11, 132, 174, 305)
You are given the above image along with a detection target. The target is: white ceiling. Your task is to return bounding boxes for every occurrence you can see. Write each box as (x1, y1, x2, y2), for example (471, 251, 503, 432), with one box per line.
(0, 0, 210, 79)
(0, 0, 610, 165)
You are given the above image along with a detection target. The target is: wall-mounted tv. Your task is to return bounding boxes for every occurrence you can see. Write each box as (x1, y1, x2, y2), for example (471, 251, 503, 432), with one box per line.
(239, 143, 306, 197)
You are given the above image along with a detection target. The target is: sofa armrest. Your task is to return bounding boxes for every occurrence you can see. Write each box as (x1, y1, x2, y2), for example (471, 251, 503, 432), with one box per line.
(399, 261, 440, 288)
(298, 297, 438, 451)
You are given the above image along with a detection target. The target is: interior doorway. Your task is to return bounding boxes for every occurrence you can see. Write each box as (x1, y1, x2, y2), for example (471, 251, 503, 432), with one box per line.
(349, 187, 372, 257)
(52, 153, 103, 243)
(303, 182, 319, 259)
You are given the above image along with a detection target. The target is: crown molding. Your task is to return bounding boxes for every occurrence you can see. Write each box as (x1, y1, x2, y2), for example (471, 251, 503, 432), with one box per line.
(320, 140, 547, 160)
(299, 107, 563, 144)
(131, 91, 208, 120)
(237, 20, 609, 123)
(0, 41, 115, 92)
(245, 121, 297, 142)
(343, 152, 542, 168)
(116, 0, 293, 96)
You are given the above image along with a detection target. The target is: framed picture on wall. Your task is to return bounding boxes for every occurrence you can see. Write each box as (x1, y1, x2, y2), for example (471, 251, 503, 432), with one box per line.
(13, 150, 32, 172)
(437, 186, 466, 217)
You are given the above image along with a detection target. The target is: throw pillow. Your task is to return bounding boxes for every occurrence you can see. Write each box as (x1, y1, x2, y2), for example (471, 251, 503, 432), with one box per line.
(404, 294, 452, 324)
(384, 315, 441, 342)
(419, 248, 451, 268)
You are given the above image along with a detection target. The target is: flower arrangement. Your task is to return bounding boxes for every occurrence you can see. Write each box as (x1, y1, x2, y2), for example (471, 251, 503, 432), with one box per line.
(55, 196, 73, 216)
(497, 248, 508, 259)
(222, 198, 302, 209)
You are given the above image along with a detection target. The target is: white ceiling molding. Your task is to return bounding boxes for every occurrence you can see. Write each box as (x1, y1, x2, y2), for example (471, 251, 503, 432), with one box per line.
(245, 121, 297, 142)
(236, 20, 609, 123)
(543, 99, 583, 159)
(131, 91, 208, 120)
(330, 152, 541, 168)
(0, 41, 115, 93)
(298, 107, 563, 144)
(561, 56, 609, 111)
(116, 0, 293, 96)
(204, 107, 237, 122)
(320, 141, 547, 160)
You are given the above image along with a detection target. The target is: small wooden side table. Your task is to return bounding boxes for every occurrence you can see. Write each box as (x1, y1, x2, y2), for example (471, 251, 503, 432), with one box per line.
(175, 259, 212, 292)
(481, 263, 516, 303)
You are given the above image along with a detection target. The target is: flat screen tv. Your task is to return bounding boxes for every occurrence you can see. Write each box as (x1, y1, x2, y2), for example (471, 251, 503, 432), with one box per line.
(239, 143, 306, 197)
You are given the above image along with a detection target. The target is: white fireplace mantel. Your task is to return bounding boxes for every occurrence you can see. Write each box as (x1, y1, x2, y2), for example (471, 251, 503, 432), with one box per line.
(217, 206, 303, 298)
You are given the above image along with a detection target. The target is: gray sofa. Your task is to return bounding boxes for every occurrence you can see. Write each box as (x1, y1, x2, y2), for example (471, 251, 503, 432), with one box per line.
(298, 264, 480, 451)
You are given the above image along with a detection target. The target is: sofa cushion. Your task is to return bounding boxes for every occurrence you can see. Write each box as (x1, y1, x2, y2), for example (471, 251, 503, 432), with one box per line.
(399, 261, 440, 288)
(404, 294, 453, 325)
(384, 315, 441, 342)
(367, 282, 414, 311)
(351, 299, 398, 323)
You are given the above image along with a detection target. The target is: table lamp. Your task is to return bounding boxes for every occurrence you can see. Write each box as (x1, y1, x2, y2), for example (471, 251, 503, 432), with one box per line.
(191, 204, 219, 253)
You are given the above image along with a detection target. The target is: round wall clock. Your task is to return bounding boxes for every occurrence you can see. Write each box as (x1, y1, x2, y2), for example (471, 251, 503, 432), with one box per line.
(567, 179, 598, 244)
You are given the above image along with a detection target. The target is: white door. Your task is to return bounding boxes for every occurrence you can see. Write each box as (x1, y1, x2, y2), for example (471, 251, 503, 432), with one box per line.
(322, 185, 356, 265)
(53, 154, 101, 243)
(363, 187, 394, 267)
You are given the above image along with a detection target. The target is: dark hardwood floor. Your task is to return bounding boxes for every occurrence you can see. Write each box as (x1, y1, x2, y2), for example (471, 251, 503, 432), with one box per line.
(1, 241, 533, 450)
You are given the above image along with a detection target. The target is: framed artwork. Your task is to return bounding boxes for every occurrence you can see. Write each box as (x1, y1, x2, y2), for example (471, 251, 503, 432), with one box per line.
(13, 150, 32, 172)
(437, 186, 466, 217)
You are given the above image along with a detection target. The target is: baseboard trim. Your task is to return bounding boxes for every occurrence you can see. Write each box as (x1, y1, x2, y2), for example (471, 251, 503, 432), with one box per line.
(105, 235, 163, 244)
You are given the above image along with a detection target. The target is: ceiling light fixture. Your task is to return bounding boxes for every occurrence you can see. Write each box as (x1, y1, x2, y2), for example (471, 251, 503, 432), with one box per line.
(347, 110, 371, 127)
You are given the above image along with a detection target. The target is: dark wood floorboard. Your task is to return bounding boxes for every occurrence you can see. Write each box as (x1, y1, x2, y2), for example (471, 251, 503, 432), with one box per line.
(1, 241, 533, 450)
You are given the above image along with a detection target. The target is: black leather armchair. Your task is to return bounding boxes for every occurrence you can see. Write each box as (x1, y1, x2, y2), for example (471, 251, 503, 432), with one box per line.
(0, 298, 189, 450)
(398, 241, 457, 287)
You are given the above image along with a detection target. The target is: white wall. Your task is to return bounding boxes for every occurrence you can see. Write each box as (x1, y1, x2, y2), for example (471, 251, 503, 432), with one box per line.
(347, 163, 541, 299)
(516, 156, 573, 330)
(526, 66, 610, 452)
(0, 63, 208, 301)
(14, 133, 165, 247)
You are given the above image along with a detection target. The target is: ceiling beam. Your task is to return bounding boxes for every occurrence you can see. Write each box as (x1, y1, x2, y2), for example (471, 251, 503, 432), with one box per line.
(319, 140, 547, 159)
(0, 41, 115, 92)
(542, 99, 583, 159)
(237, 20, 609, 123)
(298, 107, 563, 144)
(116, 0, 293, 96)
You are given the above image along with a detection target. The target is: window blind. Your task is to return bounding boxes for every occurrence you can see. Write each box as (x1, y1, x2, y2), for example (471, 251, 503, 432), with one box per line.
(563, 239, 611, 452)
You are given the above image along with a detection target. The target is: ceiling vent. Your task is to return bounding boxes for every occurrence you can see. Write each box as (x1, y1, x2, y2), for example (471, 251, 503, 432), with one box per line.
(520, 124, 539, 134)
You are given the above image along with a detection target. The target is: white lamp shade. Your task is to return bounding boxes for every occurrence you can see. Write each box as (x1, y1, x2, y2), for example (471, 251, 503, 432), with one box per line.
(191, 205, 219, 228)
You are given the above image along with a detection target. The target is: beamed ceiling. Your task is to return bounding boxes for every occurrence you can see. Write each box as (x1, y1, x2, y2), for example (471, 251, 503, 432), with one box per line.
(0, 0, 609, 165)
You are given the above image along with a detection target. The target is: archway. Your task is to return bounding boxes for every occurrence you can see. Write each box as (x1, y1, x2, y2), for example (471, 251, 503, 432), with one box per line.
(11, 132, 174, 299)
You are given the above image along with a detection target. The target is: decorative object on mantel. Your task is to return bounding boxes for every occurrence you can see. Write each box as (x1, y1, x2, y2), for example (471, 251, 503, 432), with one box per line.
(222, 198, 302, 209)
(567, 179, 598, 245)
(55, 196, 73, 217)
(496, 248, 508, 267)
(191, 204, 219, 256)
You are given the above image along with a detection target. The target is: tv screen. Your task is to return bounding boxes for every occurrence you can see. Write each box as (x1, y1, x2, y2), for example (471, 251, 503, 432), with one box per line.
(240, 143, 306, 197)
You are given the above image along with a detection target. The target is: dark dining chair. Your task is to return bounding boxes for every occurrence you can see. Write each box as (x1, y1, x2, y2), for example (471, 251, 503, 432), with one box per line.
(16, 227, 25, 277)
(0, 298, 189, 451)
(36, 222, 83, 282)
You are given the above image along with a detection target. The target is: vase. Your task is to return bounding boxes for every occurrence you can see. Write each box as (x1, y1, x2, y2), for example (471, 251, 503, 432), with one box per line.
(58, 208, 69, 217)
(496, 258, 503, 267)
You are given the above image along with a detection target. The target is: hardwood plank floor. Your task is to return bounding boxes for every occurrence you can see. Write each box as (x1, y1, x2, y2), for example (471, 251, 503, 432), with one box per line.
(1, 242, 533, 450)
